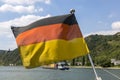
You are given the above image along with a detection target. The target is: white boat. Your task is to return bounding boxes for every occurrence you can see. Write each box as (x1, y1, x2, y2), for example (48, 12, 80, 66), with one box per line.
(42, 61, 69, 70)
(57, 61, 69, 70)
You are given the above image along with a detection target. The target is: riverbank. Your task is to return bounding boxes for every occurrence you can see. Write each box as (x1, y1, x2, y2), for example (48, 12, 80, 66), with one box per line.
(69, 66, 120, 69)
(0, 65, 120, 69)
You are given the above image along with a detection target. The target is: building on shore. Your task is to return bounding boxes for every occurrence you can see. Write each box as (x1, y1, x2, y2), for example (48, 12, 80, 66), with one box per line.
(111, 59, 120, 66)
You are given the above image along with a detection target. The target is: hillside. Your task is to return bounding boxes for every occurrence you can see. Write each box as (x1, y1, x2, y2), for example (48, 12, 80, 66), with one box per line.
(0, 49, 22, 66)
(85, 32, 120, 67)
(0, 32, 120, 67)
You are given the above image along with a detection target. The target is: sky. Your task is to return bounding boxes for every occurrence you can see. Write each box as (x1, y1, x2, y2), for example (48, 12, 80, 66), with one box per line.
(0, 0, 120, 50)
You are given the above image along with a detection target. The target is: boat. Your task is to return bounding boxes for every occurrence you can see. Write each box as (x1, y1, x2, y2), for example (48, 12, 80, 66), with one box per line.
(42, 61, 69, 70)
(57, 61, 69, 70)
(42, 64, 58, 69)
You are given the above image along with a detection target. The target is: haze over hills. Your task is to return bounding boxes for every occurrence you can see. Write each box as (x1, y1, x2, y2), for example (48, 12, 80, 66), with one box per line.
(0, 32, 120, 67)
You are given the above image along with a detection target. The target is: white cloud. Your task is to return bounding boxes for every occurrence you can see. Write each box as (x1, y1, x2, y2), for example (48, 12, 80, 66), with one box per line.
(44, 0, 51, 4)
(11, 14, 51, 26)
(0, 4, 43, 13)
(0, 14, 51, 50)
(112, 21, 120, 30)
(84, 30, 120, 37)
(84, 21, 120, 37)
(1, 0, 51, 5)
(0, 14, 51, 36)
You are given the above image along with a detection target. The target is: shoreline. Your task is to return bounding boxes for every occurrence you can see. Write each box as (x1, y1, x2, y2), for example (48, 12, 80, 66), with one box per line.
(0, 65, 120, 69)
(69, 66, 120, 69)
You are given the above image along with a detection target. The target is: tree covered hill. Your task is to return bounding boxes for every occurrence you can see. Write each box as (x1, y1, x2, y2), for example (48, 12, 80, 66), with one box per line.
(85, 32, 120, 67)
(0, 49, 22, 66)
(0, 32, 120, 67)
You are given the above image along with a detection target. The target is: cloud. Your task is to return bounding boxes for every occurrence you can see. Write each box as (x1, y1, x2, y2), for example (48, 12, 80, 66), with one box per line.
(84, 30, 120, 37)
(44, 0, 51, 4)
(11, 14, 51, 26)
(0, 14, 51, 50)
(0, 4, 43, 13)
(112, 21, 120, 30)
(84, 21, 120, 37)
(0, 14, 51, 36)
(0, 0, 51, 13)
(1, 0, 51, 5)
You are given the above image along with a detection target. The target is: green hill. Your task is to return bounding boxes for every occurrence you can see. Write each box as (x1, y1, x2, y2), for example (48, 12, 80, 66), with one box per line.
(0, 32, 120, 67)
(0, 49, 22, 66)
(85, 32, 120, 67)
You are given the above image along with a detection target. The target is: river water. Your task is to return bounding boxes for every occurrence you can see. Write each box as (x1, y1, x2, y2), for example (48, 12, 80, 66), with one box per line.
(0, 66, 120, 80)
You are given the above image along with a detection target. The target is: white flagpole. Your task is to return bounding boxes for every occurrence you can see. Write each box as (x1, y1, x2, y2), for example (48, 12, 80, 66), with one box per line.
(69, 9, 102, 80)
(88, 54, 102, 80)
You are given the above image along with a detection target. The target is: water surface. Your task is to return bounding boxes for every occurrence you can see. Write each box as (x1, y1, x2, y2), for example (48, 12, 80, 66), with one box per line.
(0, 66, 120, 80)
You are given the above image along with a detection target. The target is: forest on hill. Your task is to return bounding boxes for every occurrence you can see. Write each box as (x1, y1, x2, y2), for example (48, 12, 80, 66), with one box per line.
(84, 32, 120, 67)
(0, 32, 120, 67)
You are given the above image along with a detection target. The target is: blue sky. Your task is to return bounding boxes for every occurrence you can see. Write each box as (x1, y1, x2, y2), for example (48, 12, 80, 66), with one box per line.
(0, 0, 120, 50)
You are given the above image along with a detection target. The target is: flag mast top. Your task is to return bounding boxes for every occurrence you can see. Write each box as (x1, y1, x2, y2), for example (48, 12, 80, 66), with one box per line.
(70, 9, 75, 14)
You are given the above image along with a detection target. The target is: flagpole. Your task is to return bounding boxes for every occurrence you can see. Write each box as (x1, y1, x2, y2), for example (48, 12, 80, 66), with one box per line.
(70, 9, 102, 80)
(88, 54, 102, 80)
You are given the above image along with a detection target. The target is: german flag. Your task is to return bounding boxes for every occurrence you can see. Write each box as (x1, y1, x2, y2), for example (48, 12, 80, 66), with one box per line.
(11, 14, 89, 68)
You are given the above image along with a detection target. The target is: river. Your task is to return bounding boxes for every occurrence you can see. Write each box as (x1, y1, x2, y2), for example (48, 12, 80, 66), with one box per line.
(0, 66, 120, 80)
